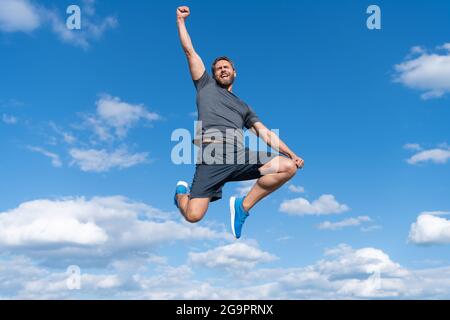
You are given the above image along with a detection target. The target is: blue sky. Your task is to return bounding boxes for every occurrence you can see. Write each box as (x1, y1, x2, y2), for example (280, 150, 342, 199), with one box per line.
(0, 0, 450, 299)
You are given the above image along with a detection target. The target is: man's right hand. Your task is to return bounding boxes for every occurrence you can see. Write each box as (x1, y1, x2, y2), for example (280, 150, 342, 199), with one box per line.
(288, 153, 305, 169)
(177, 6, 190, 20)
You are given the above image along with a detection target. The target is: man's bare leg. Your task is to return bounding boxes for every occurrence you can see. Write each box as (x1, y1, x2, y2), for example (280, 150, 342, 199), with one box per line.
(176, 195, 210, 223)
(242, 156, 298, 212)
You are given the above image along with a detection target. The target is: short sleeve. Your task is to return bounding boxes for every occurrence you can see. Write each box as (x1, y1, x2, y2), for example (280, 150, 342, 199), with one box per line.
(193, 70, 214, 91)
(244, 105, 260, 129)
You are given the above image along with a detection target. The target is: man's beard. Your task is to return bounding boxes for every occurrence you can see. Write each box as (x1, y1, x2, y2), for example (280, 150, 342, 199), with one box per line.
(215, 73, 235, 88)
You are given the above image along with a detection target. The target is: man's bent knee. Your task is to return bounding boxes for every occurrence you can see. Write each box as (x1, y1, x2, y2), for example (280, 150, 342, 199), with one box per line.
(185, 210, 205, 223)
(284, 159, 298, 177)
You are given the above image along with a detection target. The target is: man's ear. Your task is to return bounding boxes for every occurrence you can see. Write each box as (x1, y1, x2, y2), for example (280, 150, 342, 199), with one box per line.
(234, 70, 237, 78)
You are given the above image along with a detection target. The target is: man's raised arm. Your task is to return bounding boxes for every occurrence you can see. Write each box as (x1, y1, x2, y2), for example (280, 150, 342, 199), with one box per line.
(176, 6, 206, 81)
(251, 122, 305, 169)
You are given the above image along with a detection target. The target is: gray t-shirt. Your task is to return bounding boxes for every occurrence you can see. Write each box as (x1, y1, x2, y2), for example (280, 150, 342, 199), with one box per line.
(192, 70, 260, 148)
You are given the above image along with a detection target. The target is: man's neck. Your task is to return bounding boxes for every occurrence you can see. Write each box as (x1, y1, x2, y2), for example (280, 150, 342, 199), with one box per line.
(224, 84, 233, 92)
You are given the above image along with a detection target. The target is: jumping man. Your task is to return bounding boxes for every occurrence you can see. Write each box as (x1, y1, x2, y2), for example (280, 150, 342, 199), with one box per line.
(174, 6, 305, 239)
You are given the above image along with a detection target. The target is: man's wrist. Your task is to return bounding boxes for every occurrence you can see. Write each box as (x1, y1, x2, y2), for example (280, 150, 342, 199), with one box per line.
(286, 151, 296, 159)
(280, 150, 293, 158)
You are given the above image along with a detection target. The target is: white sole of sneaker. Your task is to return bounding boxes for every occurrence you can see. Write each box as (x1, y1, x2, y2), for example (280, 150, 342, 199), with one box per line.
(176, 181, 189, 189)
(230, 196, 237, 238)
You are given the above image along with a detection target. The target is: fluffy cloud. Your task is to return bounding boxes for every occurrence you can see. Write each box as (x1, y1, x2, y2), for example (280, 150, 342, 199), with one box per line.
(406, 147, 450, 165)
(279, 194, 349, 216)
(0, 255, 132, 299)
(27, 146, 62, 167)
(95, 95, 160, 139)
(0, 0, 116, 49)
(408, 211, 450, 245)
(394, 43, 450, 99)
(2, 114, 18, 124)
(288, 184, 305, 193)
(0, 256, 221, 299)
(188, 242, 277, 271)
(241, 244, 412, 299)
(69, 147, 148, 172)
(0, 196, 225, 266)
(49, 122, 76, 144)
(81, 94, 160, 143)
(45, 5, 117, 50)
(317, 216, 372, 231)
(26, 94, 158, 173)
(317, 244, 409, 278)
(0, 0, 40, 32)
(2, 241, 450, 299)
(403, 143, 422, 151)
(0, 196, 228, 299)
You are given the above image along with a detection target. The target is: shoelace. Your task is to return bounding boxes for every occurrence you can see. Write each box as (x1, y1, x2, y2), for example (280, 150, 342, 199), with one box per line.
(239, 212, 248, 224)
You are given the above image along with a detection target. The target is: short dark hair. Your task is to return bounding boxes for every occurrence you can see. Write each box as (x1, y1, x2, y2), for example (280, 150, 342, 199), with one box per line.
(211, 56, 235, 75)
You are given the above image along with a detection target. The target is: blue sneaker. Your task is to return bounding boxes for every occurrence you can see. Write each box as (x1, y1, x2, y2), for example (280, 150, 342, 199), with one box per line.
(229, 196, 249, 239)
(174, 181, 189, 208)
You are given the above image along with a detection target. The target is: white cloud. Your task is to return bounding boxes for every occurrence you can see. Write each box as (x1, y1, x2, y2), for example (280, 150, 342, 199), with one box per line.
(317, 216, 372, 231)
(82, 0, 96, 16)
(49, 122, 76, 144)
(188, 242, 277, 271)
(394, 43, 450, 99)
(409, 46, 426, 56)
(0, 0, 40, 33)
(0, 255, 133, 299)
(69, 147, 148, 172)
(419, 211, 450, 216)
(26, 95, 158, 173)
(83, 115, 113, 141)
(360, 225, 383, 233)
(279, 194, 349, 216)
(234, 180, 256, 196)
(2, 114, 17, 124)
(409, 211, 450, 245)
(288, 184, 305, 193)
(2, 241, 450, 299)
(0, 196, 224, 263)
(0, 0, 116, 49)
(407, 147, 450, 165)
(241, 244, 411, 299)
(96, 95, 160, 139)
(44, 4, 117, 50)
(0, 196, 230, 298)
(184, 243, 450, 299)
(403, 143, 422, 151)
(319, 244, 409, 278)
(81, 95, 160, 143)
(27, 146, 62, 167)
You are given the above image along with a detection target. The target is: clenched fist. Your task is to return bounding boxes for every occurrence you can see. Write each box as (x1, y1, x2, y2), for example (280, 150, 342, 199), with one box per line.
(177, 6, 190, 19)
(293, 156, 305, 169)
(289, 154, 304, 169)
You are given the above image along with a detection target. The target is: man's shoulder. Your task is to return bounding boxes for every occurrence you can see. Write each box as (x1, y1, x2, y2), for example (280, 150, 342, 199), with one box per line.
(194, 71, 217, 91)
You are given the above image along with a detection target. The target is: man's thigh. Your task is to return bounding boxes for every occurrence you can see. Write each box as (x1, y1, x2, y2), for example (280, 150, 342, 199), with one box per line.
(259, 155, 293, 175)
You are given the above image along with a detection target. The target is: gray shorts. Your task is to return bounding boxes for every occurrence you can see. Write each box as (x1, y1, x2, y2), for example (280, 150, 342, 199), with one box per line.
(189, 146, 277, 202)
